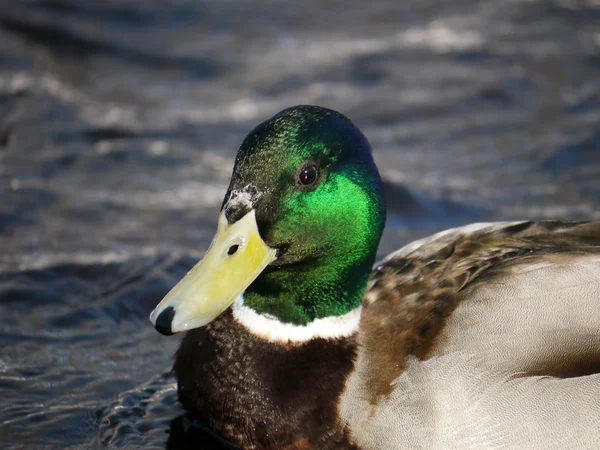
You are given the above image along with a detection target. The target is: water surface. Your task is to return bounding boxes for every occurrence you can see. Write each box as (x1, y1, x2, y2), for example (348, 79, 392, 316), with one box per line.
(1, 0, 600, 448)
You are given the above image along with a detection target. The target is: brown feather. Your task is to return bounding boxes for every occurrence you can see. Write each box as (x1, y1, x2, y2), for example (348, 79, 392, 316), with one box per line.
(360, 221, 600, 405)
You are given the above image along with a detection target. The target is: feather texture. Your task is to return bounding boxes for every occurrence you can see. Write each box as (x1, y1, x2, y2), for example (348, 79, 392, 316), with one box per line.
(341, 221, 600, 449)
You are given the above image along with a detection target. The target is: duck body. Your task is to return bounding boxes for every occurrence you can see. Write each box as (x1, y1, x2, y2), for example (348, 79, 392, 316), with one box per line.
(343, 220, 600, 449)
(151, 106, 600, 449)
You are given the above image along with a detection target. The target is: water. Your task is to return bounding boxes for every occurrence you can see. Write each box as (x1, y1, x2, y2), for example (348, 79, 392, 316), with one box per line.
(1, 0, 599, 448)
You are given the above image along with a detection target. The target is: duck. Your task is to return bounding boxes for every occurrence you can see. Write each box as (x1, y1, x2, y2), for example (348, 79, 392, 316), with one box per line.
(150, 105, 600, 449)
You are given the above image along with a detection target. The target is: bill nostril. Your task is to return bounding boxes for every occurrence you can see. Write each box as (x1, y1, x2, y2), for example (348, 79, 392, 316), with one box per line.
(227, 244, 239, 255)
(155, 306, 175, 336)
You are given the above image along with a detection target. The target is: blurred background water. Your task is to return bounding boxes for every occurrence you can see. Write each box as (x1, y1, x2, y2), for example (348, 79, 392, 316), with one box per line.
(1, 0, 599, 448)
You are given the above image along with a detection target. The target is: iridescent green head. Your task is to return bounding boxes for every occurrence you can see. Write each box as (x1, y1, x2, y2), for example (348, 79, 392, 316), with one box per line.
(150, 105, 386, 335)
(223, 105, 386, 325)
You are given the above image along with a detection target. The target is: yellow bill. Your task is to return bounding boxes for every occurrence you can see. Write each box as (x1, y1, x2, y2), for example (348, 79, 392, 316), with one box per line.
(150, 209, 277, 335)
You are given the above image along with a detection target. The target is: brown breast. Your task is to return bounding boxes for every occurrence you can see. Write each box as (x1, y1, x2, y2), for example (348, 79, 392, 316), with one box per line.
(173, 309, 360, 450)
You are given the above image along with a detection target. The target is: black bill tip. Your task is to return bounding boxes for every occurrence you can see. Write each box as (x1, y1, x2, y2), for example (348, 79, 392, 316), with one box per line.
(155, 306, 176, 336)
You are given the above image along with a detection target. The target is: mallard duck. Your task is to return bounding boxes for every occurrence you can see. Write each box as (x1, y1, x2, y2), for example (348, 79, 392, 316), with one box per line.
(150, 105, 600, 449)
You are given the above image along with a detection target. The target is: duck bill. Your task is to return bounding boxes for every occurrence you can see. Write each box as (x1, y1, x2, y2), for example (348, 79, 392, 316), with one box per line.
(150, 209, 277, 335)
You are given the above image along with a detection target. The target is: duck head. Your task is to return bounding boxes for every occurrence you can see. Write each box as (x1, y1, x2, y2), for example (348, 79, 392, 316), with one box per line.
(150, 105, 386, 335)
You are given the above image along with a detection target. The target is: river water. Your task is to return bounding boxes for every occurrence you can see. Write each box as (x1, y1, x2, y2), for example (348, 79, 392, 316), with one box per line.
(1, 0, 599, 448)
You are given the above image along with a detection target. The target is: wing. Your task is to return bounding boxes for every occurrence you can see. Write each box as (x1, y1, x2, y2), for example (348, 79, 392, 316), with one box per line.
(341, 221, 600, 449)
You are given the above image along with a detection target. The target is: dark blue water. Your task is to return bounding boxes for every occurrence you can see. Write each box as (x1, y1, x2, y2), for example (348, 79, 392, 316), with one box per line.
(1, 0, 600, 448)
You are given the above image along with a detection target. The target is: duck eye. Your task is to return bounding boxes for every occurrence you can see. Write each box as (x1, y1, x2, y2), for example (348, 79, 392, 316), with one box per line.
(298, 165, 318, 186)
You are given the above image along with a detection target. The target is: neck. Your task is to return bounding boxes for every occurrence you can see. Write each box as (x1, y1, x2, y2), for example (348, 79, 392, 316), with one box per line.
(242, 255, 373, 325)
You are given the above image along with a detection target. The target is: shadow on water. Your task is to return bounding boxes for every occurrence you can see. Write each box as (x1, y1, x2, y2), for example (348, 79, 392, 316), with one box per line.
(383, 181, 487, 229)
(167, 416, 240, 450)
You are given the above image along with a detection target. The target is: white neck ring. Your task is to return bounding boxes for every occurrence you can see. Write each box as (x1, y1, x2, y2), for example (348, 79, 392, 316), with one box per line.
(231, 296, 362, 344)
